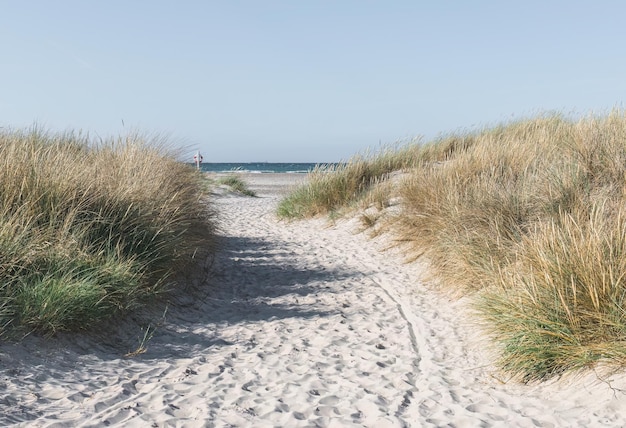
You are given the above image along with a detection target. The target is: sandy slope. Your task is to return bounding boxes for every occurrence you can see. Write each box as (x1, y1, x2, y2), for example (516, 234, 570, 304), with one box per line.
(2, 173, 626, 427)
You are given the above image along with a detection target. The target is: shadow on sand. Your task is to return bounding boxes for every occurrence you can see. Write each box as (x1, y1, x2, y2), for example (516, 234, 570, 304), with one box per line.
(0, 232, 357, 367)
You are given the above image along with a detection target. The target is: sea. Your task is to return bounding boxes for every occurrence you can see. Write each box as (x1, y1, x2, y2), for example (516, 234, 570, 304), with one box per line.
(193, 162, 329, 174)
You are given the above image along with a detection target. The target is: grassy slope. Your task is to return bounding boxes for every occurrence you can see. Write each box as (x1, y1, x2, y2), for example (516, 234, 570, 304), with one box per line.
(279, 111, 626, 382)
(0, 129, 216, 337)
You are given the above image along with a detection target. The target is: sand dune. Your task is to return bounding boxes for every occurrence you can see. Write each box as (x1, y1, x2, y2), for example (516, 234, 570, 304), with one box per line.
(1, 173, 626, 427)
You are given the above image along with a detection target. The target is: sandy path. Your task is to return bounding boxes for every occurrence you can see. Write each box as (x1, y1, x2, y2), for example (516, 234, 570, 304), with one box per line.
(2, 173, 626, 427)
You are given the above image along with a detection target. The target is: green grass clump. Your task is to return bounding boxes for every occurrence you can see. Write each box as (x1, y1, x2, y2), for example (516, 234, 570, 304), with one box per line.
(478, 208, 626, 382)
(280, 110, 626, 381)
(216, 175, 256, 196)
(0, 128, 216, 337)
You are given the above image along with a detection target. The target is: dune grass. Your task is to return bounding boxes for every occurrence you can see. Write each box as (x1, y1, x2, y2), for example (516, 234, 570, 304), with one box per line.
(279, 110, 626, 382)
(276, 142, 422, 218)
(0, 128, 216, 338)
(215, 175, 257, 197)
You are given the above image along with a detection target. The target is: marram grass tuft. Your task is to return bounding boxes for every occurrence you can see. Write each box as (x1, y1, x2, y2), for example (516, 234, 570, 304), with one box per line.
(0, 128, 216, 337)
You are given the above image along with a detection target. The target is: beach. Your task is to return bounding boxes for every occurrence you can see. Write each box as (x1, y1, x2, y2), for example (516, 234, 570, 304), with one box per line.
(2, 173, 626, 427)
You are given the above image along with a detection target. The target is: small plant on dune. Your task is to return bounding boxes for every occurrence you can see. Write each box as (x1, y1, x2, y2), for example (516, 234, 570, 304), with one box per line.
(0, 128, 216, 338)
(216, 175, 256, 197)
(124, 305, 168, 358)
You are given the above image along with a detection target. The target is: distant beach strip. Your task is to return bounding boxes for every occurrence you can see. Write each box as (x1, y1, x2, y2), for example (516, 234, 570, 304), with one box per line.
(190, 162, 340, 174)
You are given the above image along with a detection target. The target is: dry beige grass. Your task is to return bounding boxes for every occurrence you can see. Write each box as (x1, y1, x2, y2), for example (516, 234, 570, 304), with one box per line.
(280, 111, 626, 381)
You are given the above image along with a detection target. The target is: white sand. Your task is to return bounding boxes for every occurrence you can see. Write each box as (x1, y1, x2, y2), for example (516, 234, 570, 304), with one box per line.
(2, 173, 626, 427)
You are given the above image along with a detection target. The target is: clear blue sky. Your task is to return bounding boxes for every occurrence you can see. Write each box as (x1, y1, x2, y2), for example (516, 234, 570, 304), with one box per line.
(2, 1, 625, 162)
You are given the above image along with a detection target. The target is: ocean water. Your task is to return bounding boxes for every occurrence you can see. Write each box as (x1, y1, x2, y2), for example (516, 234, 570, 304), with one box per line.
(193, 162, 327, 174)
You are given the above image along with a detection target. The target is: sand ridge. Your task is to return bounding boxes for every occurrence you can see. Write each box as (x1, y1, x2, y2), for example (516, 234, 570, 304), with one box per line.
(2, 173, 626, 427)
